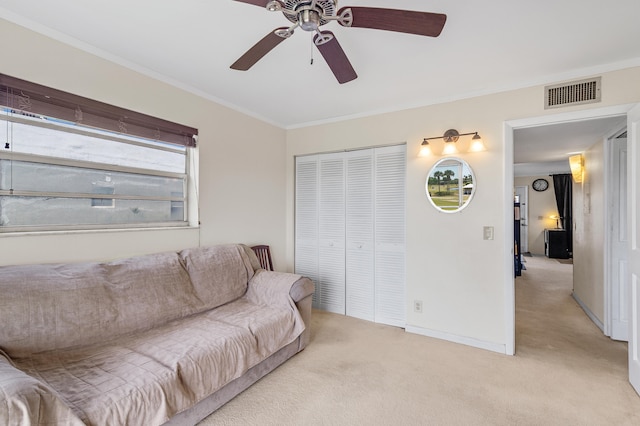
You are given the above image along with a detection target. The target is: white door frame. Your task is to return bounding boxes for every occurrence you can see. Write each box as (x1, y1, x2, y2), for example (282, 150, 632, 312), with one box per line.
(605, 130, 629, 340)
(503, 103, 637, 356)
(626, 103, 640, 395)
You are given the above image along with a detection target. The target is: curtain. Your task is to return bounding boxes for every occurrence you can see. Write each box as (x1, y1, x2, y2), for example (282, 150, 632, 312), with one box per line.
(552, 174, 573, 256)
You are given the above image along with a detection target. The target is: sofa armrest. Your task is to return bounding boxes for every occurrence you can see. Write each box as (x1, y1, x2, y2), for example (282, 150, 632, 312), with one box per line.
(246, 271, 315, 351)
(289, 276, 315, 303)
(246, 271, 313, 307)
(290, 277, 314, 350)
(0, 352, 83, 426)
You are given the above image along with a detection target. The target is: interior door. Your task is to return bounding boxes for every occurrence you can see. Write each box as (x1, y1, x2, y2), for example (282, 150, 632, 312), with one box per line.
(627, 103, 640, 395)
(515, 186, 529, 253)
(610, 136, 629, 341)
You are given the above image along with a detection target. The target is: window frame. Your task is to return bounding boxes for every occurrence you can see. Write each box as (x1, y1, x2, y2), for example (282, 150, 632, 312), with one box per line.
(0, 115, 192, 232)
(0, 73, 198, 233)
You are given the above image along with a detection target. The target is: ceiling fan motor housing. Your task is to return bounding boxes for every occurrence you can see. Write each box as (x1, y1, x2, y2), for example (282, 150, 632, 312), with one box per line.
(284, 0, 337, 28)
(299, 9, 321, 31)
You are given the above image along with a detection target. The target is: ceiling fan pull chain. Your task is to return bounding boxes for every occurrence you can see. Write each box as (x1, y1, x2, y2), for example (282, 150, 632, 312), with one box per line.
(310, 34, 314, 65)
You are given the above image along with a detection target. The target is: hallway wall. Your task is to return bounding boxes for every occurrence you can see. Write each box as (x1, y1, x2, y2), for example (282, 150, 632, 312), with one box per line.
(573, 139, 606, 326)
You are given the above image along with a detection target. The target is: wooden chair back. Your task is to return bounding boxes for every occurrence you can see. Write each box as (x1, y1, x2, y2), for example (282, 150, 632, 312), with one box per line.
(251, 245, 274, 271)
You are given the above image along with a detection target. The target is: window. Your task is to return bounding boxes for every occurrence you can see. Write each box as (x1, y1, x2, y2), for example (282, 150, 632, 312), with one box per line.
(0, 74, 197, 232)
(91, 179, 115, 208)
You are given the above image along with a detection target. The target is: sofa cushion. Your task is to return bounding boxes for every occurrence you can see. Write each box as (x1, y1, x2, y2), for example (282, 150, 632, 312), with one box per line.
(13, 296, 304, 426)
(0, 252, 201, 357)
(179, 244, 255, 311)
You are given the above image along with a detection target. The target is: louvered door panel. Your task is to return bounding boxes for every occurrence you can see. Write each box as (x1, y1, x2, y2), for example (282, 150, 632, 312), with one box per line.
(295, 146, 405, 325)
(346, 149, 375, 321)
(294, 156, 320, 305)
(374, 145, 406, 327)
(318, 153, 346, 314)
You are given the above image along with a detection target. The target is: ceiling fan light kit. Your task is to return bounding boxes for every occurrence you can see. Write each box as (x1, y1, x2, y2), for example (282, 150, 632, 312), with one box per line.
(231, 0, 447, 84)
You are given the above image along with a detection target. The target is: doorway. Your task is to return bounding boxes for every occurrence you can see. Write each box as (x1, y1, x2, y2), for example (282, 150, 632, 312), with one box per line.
(503, 104, 634, 356)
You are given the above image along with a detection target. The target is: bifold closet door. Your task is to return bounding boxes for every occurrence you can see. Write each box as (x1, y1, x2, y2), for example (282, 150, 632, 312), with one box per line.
(294, 155, 320, 301)
(345, 150, 375, 321)
(374, 145, 406, 327)
(317, 153, 346, 314)
(295, 145, 405, 326)
(295, 153, 345, 314)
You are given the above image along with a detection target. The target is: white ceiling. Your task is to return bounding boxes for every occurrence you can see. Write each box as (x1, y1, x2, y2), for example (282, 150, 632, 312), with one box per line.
(1, 0, 639, 131)
(0, 0, 638, 174)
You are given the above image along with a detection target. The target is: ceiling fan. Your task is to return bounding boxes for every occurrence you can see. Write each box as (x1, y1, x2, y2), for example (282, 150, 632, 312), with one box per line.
(230, 0, 447, 84)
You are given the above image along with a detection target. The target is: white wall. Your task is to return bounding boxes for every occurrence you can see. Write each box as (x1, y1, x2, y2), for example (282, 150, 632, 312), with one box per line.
(573, 140, 606, 323)
(514, 176, 560, 255)
(285, 67, 640, 352)
(0, 19, 287, 267)
(3, 17, 640, 353)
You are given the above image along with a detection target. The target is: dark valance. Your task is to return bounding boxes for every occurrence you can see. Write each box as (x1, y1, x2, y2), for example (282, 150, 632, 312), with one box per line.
(0, 73, 197, 147)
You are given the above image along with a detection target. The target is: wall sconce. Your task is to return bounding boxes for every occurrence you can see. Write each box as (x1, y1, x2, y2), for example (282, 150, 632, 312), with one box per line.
(569, 154, 584, 183)
(419, 129, 486, 156)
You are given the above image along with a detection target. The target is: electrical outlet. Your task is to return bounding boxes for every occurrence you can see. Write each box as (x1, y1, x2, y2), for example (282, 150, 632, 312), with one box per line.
(414, 300, 423, 313)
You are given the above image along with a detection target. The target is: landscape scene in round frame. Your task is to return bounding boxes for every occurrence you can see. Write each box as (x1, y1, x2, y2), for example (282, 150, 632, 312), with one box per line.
(425, 158, 475, 212)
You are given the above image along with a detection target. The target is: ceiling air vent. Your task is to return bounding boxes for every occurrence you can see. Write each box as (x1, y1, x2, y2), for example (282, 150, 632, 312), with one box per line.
(545, 77, 601, 109)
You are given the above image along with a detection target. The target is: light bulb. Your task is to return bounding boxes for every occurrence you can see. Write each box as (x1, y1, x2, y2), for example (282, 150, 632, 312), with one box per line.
(468, 134, 486, 152)
(418, 140, 431, 157)
(442, 141, 458, 155)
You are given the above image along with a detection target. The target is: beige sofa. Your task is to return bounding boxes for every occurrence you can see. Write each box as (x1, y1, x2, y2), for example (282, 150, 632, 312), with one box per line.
(0, 244, 314, 426)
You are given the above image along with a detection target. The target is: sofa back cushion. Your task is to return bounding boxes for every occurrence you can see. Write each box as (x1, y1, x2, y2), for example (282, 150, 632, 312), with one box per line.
(179, 244, 255, 311)
(0, 252, 201, 358)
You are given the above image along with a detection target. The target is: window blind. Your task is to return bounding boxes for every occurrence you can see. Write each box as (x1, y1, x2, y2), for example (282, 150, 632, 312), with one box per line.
(0, 73, 197, 147)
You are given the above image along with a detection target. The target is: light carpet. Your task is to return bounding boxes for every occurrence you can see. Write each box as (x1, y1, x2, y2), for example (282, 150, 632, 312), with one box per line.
(199, 255, 640, 425)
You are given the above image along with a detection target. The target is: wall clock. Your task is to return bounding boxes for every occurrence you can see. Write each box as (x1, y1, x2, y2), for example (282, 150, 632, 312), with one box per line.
(532, 178, 549, 192)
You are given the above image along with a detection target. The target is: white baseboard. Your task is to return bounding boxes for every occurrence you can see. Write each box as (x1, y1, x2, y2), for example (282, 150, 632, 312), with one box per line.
(405, 325, 508, 355)
(572, 292, 605, 332)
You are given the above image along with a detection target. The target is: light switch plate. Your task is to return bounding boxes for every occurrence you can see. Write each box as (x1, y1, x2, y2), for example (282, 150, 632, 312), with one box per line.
(483, 226, 494, 240)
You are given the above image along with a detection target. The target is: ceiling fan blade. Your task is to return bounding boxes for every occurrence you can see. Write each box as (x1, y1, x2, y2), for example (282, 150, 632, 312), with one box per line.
(233, 0, 269, 7)
(314, 32, 357, 84)
(339, 7, 447, 37)
(231, 28, 289, 71)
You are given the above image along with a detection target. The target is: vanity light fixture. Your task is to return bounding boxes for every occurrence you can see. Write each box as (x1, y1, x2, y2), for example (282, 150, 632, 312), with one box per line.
(420, 129, 486, 156)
